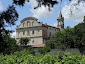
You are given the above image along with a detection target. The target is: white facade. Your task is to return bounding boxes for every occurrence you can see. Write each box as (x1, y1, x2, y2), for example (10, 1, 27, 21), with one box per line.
(16, 17, 60, 47)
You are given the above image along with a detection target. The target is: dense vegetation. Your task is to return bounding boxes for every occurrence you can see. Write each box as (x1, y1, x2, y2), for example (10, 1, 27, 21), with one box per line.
(0, 0, 85, 54)
(19, 37, 30, 45)
(46, 23, 85, 49)
(0, 35, 18, 54)
(0, 50, 85, 64)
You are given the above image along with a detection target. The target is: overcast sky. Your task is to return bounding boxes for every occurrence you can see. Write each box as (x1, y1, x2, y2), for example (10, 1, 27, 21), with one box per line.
(0, 0, 85, 37)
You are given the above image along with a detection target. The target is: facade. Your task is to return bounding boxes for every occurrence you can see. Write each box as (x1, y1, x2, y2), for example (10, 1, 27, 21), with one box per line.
(16, 12, 64, 47)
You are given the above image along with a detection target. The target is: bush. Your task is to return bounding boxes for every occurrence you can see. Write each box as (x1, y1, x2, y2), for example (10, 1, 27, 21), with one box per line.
(19, 37, 30, 45)
(46, 39, 56, 49)
(38, 46, 50, 55)
(0, 52, 85, 64)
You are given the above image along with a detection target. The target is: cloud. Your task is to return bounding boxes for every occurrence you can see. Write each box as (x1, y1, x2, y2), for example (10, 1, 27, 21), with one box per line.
(53, 22, 57, 27)
(0, 1, 3, 12)
(62, 0, 85, 22)
(10, 32, 16, 38)
(28, 0, 54, 19)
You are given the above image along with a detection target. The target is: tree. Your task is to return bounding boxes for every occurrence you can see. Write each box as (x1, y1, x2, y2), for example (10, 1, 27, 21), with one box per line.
(0, 5, 18, 53)
(2, 35, 18, 54)
(19, 37, 30, 45)
(55, 26, 75, 48)
(74, 23, 85, 48)
(46, 39, 56, 49)
(55, 23, 85, 49)
(13, 0, 85, 11)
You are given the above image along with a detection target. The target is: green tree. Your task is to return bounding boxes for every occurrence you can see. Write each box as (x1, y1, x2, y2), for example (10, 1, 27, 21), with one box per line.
(0, 5, 18, 53)
(19, 37, 30, 45)
(2, 36, 18, 54)
(46, 39, 56, 49)
(74, 23, 85, 48)
(55, 26, 75, 48)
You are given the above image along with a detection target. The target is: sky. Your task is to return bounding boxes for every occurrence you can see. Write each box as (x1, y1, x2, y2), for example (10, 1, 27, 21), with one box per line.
(0, 0, 85, 37)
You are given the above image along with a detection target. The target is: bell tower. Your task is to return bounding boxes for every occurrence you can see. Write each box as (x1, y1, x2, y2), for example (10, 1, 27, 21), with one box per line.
(57, 0, 64, 31)
(57, 11, 64, 31)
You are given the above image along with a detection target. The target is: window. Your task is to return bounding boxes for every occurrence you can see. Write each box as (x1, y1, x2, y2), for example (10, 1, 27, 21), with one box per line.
(28, 31, 30, 35)
(32, 40, 34, 44)
(23, 23, 25, 27)
(27, 21, 30, 27)
(32, 30, 34, 34)
(18, 32, 20, 37)
(50, 28, 51, 30)
(49, 32, 51, 37)
(23, 31, 25, 35)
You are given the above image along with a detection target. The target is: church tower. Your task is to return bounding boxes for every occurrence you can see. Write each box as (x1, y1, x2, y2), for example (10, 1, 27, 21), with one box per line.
(57, 11, 64, 31)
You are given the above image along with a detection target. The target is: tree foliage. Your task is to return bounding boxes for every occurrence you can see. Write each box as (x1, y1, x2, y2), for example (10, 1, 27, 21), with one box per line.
(0, 5, 18, 53)
(0, 36, 18, 54)
(19, 37, 30, 45)
(54, 23, 85, 49)
(74, 23, 85, 48)
(12, 0, 85, 11)
(46, 39, 56, 49)
(54, 26, 75, 48)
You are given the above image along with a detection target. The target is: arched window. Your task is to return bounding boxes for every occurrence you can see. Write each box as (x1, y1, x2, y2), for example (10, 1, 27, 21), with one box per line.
(23, 23, 25, 27)
(27, 21, 30, 27)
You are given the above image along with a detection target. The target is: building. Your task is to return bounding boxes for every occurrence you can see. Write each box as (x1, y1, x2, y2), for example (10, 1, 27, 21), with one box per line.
(16, 11, 64, 47)
(57, 11, 64, 31)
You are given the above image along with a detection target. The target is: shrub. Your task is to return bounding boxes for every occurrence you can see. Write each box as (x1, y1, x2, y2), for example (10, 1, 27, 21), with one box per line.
(46, 39, 56, 49)
(0, 52, 85, 64)
(19, 37, 30, 45)
(38, 46, 50, 55)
